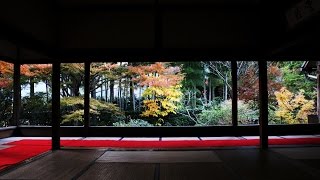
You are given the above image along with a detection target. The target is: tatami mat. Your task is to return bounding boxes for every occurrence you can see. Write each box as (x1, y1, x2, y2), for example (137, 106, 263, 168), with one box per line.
(78, 163, 155, 180)
(2, 147, 320, 179)
(0, 150, 104, 180)
(272, 147, 320, 160)
(160, 163, 238, 180)
(215, 149, 318, 180)
(97, 151, 222, 163)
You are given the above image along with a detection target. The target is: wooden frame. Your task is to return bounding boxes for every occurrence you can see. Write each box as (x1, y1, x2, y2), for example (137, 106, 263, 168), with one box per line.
(1, 59, 319, 150)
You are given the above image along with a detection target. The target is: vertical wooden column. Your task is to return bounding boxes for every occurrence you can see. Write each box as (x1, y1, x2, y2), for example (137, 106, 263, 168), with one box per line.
(154, 0, 162, 50)
(231, 61, 238, 127)
(52, 62, 60, 150)
(84, 62, 90, 136)
(12, 58, 21, 126)
(258, 60, 268, 149)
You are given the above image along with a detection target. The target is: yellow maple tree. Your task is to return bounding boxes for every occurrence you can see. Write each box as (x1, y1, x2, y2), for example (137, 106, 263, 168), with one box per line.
(274, 87, 314, 124)
(129, 63, 184, 123)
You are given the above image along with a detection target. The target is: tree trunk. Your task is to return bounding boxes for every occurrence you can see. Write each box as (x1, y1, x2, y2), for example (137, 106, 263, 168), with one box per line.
(119, 79, 122, 109)
(192, 86, 196, 109)
(91, 89, 96, 99)
(139, 86, 142, 111)
(203, 79, 207, 105)
(100, 79, 103, 100)
(212, 85, 215, 102)
(317, 61, 320, 122)
(208, 78, 212, 103)
(187, 89, 191, 106)
(45, 80, 49, 102)
(30, 77, 35, 97)
(123, 79, 127, 110)
(110, 80, 114, 103)
(224, 73, 228, 100)
(130, 80, 135, 112)
(74, 87, 80, 96)
(105, 81, 108, 102)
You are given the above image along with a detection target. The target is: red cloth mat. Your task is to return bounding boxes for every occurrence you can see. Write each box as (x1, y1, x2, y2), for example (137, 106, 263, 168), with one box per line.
(2, 138, 320, 170)
(0, 145, 50, 170)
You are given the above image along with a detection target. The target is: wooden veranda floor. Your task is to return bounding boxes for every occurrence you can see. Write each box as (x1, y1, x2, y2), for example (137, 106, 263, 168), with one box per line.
(2, 146, 320, 179)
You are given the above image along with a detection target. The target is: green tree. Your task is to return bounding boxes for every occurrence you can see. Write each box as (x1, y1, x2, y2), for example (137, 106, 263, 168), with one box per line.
(60, 97, 124, 125)
(278, 61, 316, 99)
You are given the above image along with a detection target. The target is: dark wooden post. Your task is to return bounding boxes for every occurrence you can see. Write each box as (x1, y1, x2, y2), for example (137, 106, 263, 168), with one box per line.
(52, 62, 60, 150)
(231, 61, 238, 127)
(84, 62, 90, 136)
(12, 58, 21, 126)
(154, 0, 162, 50)
(259, 60, 268, 149)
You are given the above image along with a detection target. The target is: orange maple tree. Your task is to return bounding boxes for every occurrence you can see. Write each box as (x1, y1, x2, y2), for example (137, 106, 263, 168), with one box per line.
(129, 62, 184, 122)
(238, 65, 282, 103)
(0, 61, 13, 88)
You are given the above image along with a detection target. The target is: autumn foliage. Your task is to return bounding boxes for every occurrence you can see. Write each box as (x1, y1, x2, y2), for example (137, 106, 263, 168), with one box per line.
(274, 87, 314, 124)
(20, 64, 52, 78)
(238, 65, 282, 102)
(0, 61, 13, 88)
(129, 62, 184, 121)
(0, 61, 52, 88)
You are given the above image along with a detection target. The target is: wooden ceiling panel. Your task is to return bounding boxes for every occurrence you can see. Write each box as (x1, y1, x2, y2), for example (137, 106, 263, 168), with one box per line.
(59, 12, 154, 49)
(163, 10, 260, 49)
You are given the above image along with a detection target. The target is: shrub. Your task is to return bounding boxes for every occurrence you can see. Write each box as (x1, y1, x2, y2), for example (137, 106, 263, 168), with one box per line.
(0, 89, 13, 127)
(196, 100, 258, 126)
(113, 119, 153, 127)
(60, 97, 125, 126)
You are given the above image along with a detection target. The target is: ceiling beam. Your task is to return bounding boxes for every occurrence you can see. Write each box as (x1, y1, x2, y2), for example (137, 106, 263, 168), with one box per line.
(57, 2, 260, 12)
(0, 22, 56, 60)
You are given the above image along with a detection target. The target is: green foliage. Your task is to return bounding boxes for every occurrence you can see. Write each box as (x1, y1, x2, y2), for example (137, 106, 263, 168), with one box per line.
(166, 114, 196, 126)
(20, 93, 51, 125)
(0, 89, 13, 127)
(197, 100, 258, 126)
(279, 61, 316, 99)
(268, 104, 279, 124)
(113, 119, 153, 127)
(180, 61, 205, 89)
(60, 97, 124, 125)
(197, 100, 232, 126)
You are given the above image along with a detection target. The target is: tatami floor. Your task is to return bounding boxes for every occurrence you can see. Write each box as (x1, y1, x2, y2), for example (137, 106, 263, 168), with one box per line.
(1, 136, 320, 179)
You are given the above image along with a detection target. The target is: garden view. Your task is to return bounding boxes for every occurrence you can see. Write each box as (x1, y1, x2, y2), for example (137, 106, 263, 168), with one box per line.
(0, 61, 317, 127)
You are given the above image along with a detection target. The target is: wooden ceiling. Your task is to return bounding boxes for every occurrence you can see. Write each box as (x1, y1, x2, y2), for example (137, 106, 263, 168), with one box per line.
(0, 0, 318, 63)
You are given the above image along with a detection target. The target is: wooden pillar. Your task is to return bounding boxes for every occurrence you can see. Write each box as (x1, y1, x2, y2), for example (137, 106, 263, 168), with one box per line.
(258, 60, 268, 149)
(84, 62, 90, 136)
(12, 59, 21, 126)
(52, 63, 60, 150)
(317, 61, 320, 122)
(231, 61, 238, 127)
(154, 0, 162, 50)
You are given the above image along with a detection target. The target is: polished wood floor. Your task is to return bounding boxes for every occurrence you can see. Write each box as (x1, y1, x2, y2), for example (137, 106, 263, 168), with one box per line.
(1, 146, 320, 180)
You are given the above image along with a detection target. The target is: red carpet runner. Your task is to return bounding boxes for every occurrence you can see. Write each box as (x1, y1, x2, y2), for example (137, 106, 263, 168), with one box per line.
(2, 138, 320, 170)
